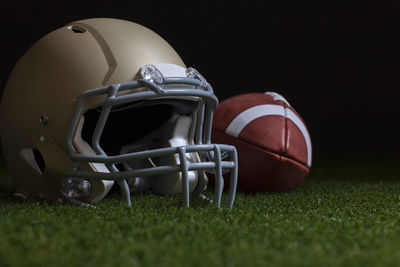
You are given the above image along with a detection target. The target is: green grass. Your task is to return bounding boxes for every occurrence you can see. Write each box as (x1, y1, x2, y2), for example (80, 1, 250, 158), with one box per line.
(1, 158, 400, 267)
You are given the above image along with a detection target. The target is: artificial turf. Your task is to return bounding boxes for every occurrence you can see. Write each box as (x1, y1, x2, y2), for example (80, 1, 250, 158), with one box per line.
(1, 158, 400, 267)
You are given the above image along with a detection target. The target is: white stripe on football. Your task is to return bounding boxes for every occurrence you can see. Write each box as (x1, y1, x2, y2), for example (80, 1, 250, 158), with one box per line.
(225, 104, 312, 167)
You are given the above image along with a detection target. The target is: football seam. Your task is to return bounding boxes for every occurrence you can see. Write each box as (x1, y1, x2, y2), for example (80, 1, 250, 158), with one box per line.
(283, 105, 288, 155)
(212, 128, 309, 169)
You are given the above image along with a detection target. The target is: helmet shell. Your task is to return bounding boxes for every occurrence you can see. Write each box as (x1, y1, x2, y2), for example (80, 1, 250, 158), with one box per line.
(0, 18, 185, 201)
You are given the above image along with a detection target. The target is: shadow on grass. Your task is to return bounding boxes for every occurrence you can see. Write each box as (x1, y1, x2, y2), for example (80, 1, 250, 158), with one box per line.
(1, 156, 400, 206)
(0, 176, 212, 210)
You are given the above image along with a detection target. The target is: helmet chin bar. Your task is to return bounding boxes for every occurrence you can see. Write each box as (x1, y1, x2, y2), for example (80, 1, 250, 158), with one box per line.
(65, 76, 238, 208)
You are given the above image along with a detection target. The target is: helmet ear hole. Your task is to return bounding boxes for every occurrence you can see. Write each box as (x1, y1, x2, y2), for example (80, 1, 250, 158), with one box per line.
(20, 148, 46, 174)
(68, 25, 86, 34)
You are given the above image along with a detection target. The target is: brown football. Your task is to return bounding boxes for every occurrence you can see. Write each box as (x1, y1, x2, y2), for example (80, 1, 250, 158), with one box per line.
(211, 92, 312, 192)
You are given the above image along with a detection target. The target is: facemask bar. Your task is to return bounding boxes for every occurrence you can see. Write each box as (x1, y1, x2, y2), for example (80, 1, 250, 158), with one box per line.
(65, 76, 238, 208)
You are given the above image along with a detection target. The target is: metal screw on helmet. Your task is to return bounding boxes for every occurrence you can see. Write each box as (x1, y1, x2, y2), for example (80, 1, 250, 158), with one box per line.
(39, 114, 49, 125)
(140, 64, 164, 85)
(61, 177, 92, 198)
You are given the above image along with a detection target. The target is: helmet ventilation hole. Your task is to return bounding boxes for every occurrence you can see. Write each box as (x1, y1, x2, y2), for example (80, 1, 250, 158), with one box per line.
(20, 148, 46, 174)
(68, 25, 86, 33)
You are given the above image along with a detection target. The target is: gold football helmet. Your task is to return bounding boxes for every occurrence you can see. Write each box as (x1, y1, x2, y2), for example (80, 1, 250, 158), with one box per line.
(0, 18, 237, 207)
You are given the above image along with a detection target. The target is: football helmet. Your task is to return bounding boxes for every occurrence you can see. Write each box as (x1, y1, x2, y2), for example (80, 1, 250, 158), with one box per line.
(0, 18, 238, 207)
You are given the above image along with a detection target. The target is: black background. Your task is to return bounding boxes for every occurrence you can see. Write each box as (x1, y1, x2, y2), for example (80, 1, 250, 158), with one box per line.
(0, 1, 398, 159)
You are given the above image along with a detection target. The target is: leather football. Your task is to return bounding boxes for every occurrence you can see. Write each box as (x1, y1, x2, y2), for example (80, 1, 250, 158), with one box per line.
(211, 92, 312, 192)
